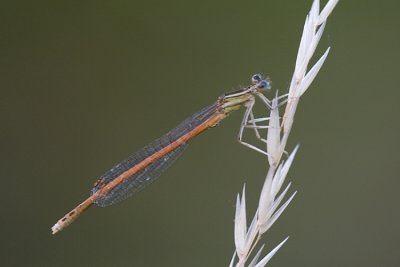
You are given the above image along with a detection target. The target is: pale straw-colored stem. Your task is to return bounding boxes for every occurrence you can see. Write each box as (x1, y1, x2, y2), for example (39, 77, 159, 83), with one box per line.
(230, 1, 339, 266)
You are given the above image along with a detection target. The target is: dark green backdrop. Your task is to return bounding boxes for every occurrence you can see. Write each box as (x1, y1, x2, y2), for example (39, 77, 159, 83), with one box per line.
(1, 0, 399, 266)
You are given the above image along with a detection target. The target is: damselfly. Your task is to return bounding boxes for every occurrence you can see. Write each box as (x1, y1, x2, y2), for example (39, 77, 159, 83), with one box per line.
(51, 74, 271, 234)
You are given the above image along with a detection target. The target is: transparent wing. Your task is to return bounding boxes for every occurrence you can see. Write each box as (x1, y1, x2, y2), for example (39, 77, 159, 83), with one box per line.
(90, 102, 217, 207)
(93, 143, 187, 207)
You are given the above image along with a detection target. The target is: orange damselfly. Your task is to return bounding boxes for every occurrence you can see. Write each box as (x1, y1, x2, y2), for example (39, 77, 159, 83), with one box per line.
(51, 74, 271, 234)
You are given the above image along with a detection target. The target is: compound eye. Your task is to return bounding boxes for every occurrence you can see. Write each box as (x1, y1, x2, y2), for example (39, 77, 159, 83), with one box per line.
(251, 74, 262, 84)
(257, 80, 271, 90)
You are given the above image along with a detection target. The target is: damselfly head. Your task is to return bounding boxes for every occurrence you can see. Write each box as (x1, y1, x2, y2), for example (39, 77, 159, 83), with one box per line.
(251, 74, 271, 91)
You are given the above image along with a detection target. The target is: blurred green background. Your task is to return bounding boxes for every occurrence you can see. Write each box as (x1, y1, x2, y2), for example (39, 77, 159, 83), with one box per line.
(1, 0, 399, 266)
